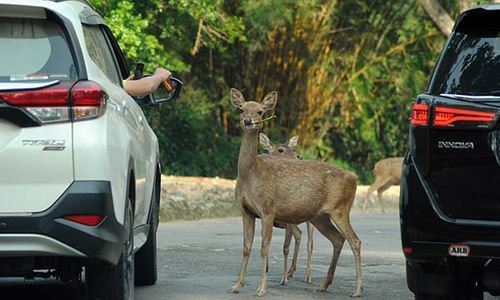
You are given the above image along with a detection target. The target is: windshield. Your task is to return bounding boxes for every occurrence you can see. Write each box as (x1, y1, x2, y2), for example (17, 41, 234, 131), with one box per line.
(0, 17, 77, 83)
(430, 13, 500, 97)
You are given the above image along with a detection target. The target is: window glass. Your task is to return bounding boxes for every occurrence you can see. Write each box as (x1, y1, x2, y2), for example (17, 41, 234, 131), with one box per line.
(0, 18, 76, 82)
(430, 14, 500, 97)
(83, 24, 120, 85)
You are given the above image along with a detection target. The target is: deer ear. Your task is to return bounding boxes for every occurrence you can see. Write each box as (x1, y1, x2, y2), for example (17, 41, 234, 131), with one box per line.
(230, 88, 245, 108)
(262, 91, 277, 111)
(287, 135, 299, 149)
(259, 133, 273, 152)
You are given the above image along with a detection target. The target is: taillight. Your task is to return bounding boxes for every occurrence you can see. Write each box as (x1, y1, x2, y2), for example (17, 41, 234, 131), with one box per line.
(433, 106, 495, 127)
(71, 81, 106, 121)
(410, 102, 496, 128)
(410, 103, 429, 126)
(0, 81, 105, 123)
(63, 214, 104, 226)
(0, 83, 71, 106)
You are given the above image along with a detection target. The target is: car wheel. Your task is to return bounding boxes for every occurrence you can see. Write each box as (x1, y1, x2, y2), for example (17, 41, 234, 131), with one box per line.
(87, 199, 134, 300)
(134, 182, 159, 286)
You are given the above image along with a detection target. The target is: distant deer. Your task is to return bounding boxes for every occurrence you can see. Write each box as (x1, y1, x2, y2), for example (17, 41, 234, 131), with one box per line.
(363, 157, 404, 213)
(259, 133, 314, 284)
(229, 88, 362, 297)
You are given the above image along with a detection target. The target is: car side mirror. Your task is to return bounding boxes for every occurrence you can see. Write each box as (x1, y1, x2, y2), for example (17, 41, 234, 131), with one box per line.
(151, 77, 183, 104)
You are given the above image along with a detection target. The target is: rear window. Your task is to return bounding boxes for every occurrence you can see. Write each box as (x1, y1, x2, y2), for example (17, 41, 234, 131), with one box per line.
(430, 12, 500, 96)
(0, 17, 76, 83)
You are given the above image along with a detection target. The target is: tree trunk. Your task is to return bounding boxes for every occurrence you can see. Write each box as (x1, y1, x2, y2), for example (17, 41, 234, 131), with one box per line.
(418, 0, 454, 36)
(459, 0, 471, 12)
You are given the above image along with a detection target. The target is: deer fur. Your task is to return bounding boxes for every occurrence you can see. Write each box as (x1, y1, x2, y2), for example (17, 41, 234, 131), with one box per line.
(363, 157, 404, 213)
(259, 133, 314, 284)
(229, 88, 362, 297)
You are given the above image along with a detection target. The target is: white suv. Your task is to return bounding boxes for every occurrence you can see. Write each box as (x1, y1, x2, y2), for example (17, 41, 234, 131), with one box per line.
(0, 1, 180, 299)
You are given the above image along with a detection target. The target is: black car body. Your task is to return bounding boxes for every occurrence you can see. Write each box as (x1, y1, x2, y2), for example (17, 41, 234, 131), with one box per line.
(401, 5, 500, 299)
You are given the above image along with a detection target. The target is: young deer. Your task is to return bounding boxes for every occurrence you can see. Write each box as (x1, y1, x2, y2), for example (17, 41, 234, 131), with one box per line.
(230, 88, 362, 297)
(363, 157, 404, 213)
(259, 133, 314, 284)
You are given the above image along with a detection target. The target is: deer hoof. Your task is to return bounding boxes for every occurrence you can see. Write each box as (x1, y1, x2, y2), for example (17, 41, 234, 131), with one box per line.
(280, 273, 289, 285)
(230, 283, 242, 293)
(255, 287, 267, 297)
(316, 286, 328, 293)
(303, 270, 312, 284)
(350, 290, 363, 297)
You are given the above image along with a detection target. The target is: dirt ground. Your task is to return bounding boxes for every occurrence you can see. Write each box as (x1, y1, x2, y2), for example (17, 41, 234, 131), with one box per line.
(160, 175, 399, 222)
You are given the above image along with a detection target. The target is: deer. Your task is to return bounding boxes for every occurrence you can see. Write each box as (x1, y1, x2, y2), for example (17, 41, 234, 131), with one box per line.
(363, 157, 404, 214)
(258, 133, 314, 284)
(229, 88, 362, 297)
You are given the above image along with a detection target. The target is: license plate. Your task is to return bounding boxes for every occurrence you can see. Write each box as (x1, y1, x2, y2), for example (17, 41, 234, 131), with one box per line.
(448, 244, 470, 257)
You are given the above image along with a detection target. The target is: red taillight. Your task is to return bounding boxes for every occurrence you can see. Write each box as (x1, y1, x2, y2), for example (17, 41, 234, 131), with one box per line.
(410, 102, 496, 127)
(0, 82, 72, 107)
(403, 247, 413, 254)
(63, 214, 104, 226)
(71, 81, 105, 106)
(0, 81, 105, 123)
(410, 103, 429, 126)
(433, 106, 495, 127)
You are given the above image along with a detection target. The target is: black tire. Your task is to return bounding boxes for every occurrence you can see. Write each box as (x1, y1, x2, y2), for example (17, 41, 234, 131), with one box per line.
(87, 200, 134, 300)
(134, 180, 159, 286)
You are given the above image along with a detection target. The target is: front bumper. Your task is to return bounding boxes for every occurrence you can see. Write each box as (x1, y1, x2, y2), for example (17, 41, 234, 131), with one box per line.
(0, 181, 124, 265)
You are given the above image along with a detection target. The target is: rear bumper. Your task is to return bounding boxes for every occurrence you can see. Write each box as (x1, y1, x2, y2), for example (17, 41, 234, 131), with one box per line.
(0, 181, 124, 265)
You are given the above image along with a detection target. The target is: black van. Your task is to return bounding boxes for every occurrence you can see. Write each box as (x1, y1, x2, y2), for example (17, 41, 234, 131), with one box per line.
(401, 5, 500, 300)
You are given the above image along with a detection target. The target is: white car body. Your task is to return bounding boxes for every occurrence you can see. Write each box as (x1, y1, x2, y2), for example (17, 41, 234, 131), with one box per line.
(0, 0, 171, 297)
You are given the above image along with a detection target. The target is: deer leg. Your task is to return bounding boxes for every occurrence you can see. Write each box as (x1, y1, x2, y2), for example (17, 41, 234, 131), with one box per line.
(287, 224, 302, 278)
(364, 178, 386, 213)
(377, 179, 394, 214)
(256, 214, 274, 296)
(330, 214, 363, 297)
(280, 224, 293, 285)
(231, 209, 255, 293)
(303, 222, 314, 284)
(310, 214, 345, 292)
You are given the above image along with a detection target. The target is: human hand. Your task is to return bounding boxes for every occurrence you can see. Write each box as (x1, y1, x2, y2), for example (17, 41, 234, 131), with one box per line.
(154, 67, 172, 81)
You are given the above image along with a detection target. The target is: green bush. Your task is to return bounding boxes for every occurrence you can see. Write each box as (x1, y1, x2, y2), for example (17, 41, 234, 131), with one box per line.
(145, 86, 240, 178)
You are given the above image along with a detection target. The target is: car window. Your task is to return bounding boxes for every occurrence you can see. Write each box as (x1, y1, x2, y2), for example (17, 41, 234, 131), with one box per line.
(0, 18, 77, 83)
(82, 24, 121, 85)
(430, 14, 500, 97)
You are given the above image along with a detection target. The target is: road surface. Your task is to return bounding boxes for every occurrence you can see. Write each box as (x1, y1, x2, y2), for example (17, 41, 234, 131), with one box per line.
(0, 214, 429, 299)
(140, 214, 410, 299)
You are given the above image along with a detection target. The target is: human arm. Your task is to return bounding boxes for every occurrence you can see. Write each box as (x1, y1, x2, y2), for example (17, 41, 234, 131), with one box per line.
(123, 67, 172, 97)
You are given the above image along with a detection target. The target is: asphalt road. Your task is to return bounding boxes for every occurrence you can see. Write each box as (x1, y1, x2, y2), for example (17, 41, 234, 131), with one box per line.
(135, 214, 412, 300)
(0, 214, 455, 299)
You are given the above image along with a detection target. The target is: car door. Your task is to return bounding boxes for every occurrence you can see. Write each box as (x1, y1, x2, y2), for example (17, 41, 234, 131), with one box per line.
(101, 26, 156, 227)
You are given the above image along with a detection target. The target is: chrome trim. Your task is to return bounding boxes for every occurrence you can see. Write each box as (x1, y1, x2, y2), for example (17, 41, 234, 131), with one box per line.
(0, 234, 86, 257)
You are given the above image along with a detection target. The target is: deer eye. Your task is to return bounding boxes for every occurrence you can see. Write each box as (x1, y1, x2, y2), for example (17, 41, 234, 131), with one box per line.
(239, 108, 244, 113)
(258, 110, 263, 115)
(278, 148, 284, 153)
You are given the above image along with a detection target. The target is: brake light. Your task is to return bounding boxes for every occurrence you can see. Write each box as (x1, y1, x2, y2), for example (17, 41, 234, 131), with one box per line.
(410, 103, 429, 126)
(403, 247, 413, 254)
(0, 81, 105, 123)
(0, 82, 71, 107)
(71, 81, 105, 120)
(63, 214, 104, 226)
(433, 106, 495, 127)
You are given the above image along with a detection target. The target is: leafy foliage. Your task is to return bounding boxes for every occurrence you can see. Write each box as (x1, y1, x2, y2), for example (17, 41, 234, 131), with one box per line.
(87, 0, 475, 183)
